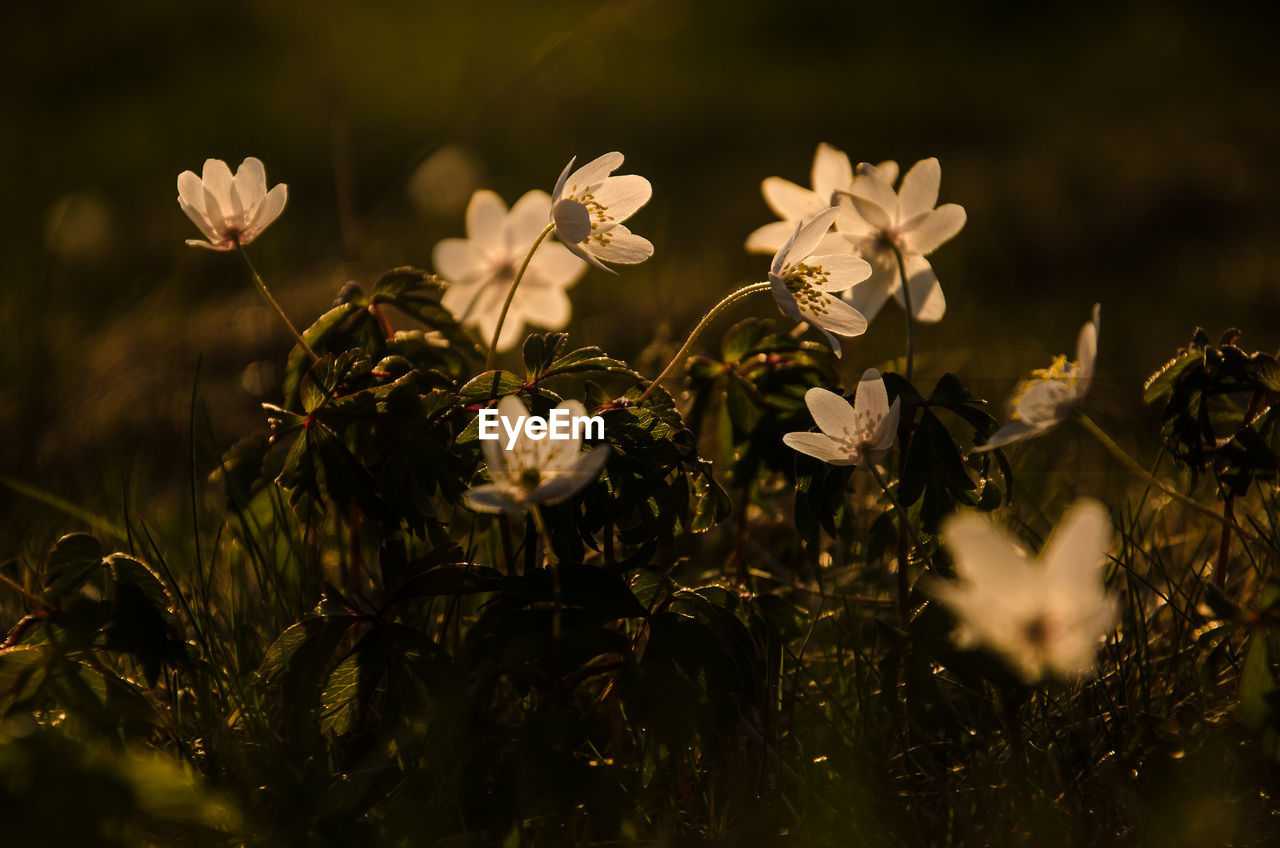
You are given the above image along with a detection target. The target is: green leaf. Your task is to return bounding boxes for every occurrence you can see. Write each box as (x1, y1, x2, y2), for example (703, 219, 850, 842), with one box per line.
(45, 533, 106, 600)
(1239, 633, 1276, 731)
(459, 370, 524, 402)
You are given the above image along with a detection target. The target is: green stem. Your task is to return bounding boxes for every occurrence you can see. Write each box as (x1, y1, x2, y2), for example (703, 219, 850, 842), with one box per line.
(235, 242, 319, 363)
(484, 222, 556, 371)
(529, 504, 563, 650)
(637, 281, 772, 403)
(1076, 409, 1277, 555)
(891, 244, 915, 381)
(869, 462, 917, 630)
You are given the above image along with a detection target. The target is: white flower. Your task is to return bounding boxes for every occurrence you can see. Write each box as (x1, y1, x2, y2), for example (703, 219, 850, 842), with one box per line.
(976, 304, 1100, 452)
(769, 206, 871, 357)
(465, 396, 610, 514)
(177, 157, 287, 250)
(928, 499, 1118, 684)
(783, 369, 901, 466)
(433, 189, 587, 352)
(551, 152, 653, 274)
(836, 158, 965, 324)
(746, 142, 898, 255)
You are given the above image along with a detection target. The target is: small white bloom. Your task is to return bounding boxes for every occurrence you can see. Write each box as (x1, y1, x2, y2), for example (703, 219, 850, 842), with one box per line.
(746, 142, 898, 255)
(465, 396, 610, 514)
(836, 158, 965, 324)
(433, 189, 587, 352)
(177, 157, 287, 250)
(976, 304, 1100, 452)
(550, 152, 653, 274)
(769, 207, 871, 357)
(928, 499, 1119, 684)
(783, 369, 901, 466)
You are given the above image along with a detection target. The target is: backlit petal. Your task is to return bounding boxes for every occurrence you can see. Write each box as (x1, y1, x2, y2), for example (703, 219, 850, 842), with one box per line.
(811, 142, 853, 205)
(762, 177, 822, 222)
(590, 225, 653, 264)
(902, 204, 965, 255)
(804, 387, 858, 440)
(592, 174, 651, 225)
(782, 432, 855, 465)
(897, 158, 941, 222)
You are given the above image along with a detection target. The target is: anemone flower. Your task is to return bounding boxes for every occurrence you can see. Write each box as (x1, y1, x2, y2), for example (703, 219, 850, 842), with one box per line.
(783, 369, 900, 466)
(550, 152, 653, 273)
(178, 157, 287, 250)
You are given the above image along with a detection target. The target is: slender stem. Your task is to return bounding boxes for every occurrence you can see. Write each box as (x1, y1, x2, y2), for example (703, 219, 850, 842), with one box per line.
(1216, 494, 1234, 589)
(891, 244, 915, 381)
(1076, 409, 1278, 555)
(637, 281, 772, 403)
(869, 462, 915, 630)
(529, 504, 563, 651)
(484, 222, 556, 371)
(235, 242, 319, 363)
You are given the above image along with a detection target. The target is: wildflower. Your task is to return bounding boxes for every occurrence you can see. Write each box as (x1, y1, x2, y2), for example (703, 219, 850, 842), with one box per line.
(928, 499, 1118, 684)
(465, 396, 610, 514)
(783, 369, 900, 466)
(551, 152, 653, 273)
(976, 304, 1100, 452)
(746, 142, 898, 255)
(177, 157, 287, 250)
(769, 206, 871, 357)
(434, 189, 586, 352)
(836, 157, 965, 323)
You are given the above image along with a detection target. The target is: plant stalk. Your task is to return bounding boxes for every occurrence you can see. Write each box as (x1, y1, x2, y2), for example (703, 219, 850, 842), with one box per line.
(235, 241, 319, 363)
(484, 222, 556, 371)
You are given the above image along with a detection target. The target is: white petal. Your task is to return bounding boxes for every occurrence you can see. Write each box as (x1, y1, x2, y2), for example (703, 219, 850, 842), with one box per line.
(848, 169, 898, 225)
(897, 158, 941, 222)
(177, 171, 208, 216)
(1041, 499, 1112, 586)
(432, 238, 486, 286)
(1076, 304, 1101, 394)
(552, 156, 576, 204)
(552, 199, 592, 245)
(564, 239, 615, 275)
(770, 276, 804, 323)
(505, 189, 553, 252)
(244, 183, 286, 242)
(465, 484, 523, 514)
(973, 419, 1047, 452)
(891, 254, 946, 323)
(815, 232, 853, 255)
(526, 240, 588, 288)
(466, 189, 509, 257)
(745, 220, 797, 255)
(201, 159, 235, 225)
(178, 196, 220, 243)
(852, 369, 890, 431)
(762, 177, 823, 222)
(845, 194, 893, 232)
(782, 432, 855, 465)
(592, 174, 651, 225)
(518, 282, 572, 330)
(811, 142, 853, 205)
(874, 397, 902, 453)
(232, 157, 268, 217)
(567, 152, 624, 192)
(1016, 379, 1076, 426)
(807, 295, 867, 340)
(866, 160, 899, 186)
(940, 513, 1033, 589)
(590, 225, 653, 264)
(902, 204, 966, 255)
(804, 387, 858, 440)
(807, 253, 873, 292)
(834, 194, 879, 239)
(771, 224, 801, 278)
(841, 262, 896, 324)
(783, 206, 839, 268)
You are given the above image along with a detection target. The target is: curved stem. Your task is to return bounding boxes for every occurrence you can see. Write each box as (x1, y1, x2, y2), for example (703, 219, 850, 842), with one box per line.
(235, 242, 318, 363)
(637, 281, 772, 403)
(484, 222, 556, 371)
(891, 244, 915, 381)
(1075, 409, 1278, 555)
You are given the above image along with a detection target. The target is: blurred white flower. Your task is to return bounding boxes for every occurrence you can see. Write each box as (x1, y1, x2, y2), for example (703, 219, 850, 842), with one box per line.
(769, 207, 871, 357)
(434, 189, 587, 352)
(929, 499, 1118, 684)
(783, 369, 901, 466)
(178, 157, 287, 250)
(465, 396, 610, 514)
(551, 152, 653, 273)
(976, 304, 1100, 452)
(836, 157, 965, 324)
(746, 143, 898, 255)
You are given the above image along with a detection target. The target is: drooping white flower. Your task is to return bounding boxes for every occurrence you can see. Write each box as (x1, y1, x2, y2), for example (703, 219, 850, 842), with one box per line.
(746, 143, 898, 255)
(783, 369, 901, 466)
(836, 158, 965, 324)
(177, 157, 287, 250)
(976, 304, 1100, 452)
(928, 499, 1118, 684)
(550, 152, 653, 274)
(465, 396, 610, 514)
(433, 189, 587, 352)
(769, 206, 871, 357)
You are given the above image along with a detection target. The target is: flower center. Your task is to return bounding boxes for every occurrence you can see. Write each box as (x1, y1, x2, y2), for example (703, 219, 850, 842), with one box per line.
(518, 467, 543, 489)
(1009, 355, 1080, 421)
(784, 264, 832, 315)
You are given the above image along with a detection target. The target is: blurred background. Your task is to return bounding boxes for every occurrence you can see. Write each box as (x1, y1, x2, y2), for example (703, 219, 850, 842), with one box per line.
(4, 0, 1280, 542)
